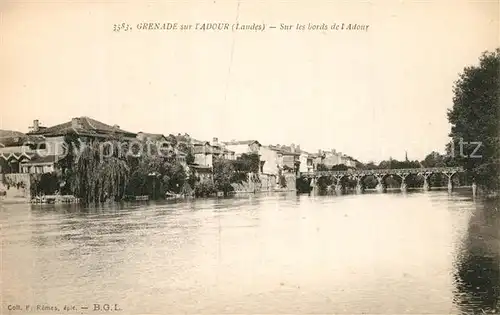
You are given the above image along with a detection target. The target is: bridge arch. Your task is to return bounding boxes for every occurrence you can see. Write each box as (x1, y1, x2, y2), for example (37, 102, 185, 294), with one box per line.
(359, 174, 379, 189)
(300, 167, 464, 193)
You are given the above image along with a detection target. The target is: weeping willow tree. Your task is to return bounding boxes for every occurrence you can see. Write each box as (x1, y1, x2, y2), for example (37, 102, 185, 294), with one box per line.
(98, 157, 129, 202)
(68, 141, 129, 204)
(59, 136, 190, 203)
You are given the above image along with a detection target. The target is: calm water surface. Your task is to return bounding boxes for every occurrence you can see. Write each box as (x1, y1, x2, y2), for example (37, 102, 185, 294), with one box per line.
(1, 192, 499, 314)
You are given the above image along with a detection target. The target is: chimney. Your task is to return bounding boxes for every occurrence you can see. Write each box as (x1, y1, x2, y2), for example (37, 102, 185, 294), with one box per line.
(32, 119, 40, 132)
(213, 137, 218, 145)
(318, 149, 322, 155)
(332, 149, 336, 154)
(113, 124, 120, 129)
(71, 118, 81, 129)
(290, 143, 295, 152)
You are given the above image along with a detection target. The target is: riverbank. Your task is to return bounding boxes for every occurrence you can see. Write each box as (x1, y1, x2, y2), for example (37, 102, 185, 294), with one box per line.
(2, 185, 491, 206)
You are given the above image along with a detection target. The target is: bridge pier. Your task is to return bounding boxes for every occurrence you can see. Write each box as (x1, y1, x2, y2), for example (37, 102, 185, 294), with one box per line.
(400, 182, 407, 193)
(420, 172, 431, 192)
(310, 177, 319, 195)
(375, 175, 385, 193)
(376, 183, 384, 193)
(443, 172, 455, 193)
(355, 182, 363, 194)
(335, 183, 343, 194)
(423, 176, 430, 191)
(351, 175, 363, 194)
(334, 176, 343, 195)
(399, 173, 408, 193)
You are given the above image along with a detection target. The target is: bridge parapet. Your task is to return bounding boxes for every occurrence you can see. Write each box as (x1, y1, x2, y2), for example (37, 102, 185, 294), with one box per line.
(300, 166, 464, 178)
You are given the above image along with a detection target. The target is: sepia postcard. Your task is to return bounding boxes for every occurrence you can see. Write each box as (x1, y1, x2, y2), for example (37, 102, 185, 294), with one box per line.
(1, 0, 499, 314)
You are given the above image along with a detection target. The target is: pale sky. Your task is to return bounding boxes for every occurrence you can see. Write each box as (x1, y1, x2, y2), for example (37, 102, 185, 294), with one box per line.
(1, 0, 498, 163)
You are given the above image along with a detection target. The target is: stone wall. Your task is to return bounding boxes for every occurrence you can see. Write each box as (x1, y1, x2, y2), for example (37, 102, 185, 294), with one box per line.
(231, 174, 261, 193)
(259, 174, 277, 191)
(230, 173, 295, 193)
(284, 174, 296, 191)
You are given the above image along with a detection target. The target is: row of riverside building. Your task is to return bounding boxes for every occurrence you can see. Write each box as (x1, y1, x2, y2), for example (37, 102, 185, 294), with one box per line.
(0, 117, 358, 189)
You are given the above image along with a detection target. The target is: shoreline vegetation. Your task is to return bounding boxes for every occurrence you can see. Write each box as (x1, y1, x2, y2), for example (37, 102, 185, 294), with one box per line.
(25, 148, 276, 205)
(448, 48, 499, 198)
(2, 49, 499, 205)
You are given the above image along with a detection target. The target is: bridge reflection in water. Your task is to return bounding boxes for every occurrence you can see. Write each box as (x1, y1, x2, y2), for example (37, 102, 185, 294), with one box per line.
(300, 167, 466, 194)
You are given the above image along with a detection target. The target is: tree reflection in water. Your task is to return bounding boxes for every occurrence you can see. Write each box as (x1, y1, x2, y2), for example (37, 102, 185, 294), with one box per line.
(453, 200, 500, 314)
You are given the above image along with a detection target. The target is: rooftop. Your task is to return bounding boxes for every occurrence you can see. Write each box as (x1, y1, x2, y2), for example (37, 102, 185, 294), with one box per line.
(21, 154, 59, 165)
(269, 144, 301, 156)
(27, 117, 136, 138)
(192, 139, 210, 145)
(223, 140, 261, 146)
(0, 129, 45, 147)
(136, 132, 168, 142)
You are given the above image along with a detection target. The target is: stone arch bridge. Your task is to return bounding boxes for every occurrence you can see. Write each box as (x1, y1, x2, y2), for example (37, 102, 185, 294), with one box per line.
(300, 167, 464, 194)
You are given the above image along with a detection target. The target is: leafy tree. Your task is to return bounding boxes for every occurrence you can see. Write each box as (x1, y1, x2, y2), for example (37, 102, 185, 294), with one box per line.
(378, 159, 394, 169)
(316, 164, 330, 171)
(362, 175, 378, 189)
(164, 162, 187, 193)
(185, 149, 195, 165)
(166, 134, 178, 147)
(283, 165, 294, 173)
(0, 158, 8, 174)
(30, 172, 59, 196)
(231, 153, 260, 182)
(126, 153, 186, 198)
(421, 151, 447, 168)
(296, 176, 312, 193)
(186, 167, 197, 188)
(277, 168, 287, 188)
(180, 182, 194, 197)
(238, 153, 260, 173)
(447, 48, 500, 193)
(194, 181, 216, 197)
(331, 164, 348, 171)
(213, 158, 235, 195)
(177, 142, 190, 154)
(294, 160, 301, 175)
(364, 161, 378, 170)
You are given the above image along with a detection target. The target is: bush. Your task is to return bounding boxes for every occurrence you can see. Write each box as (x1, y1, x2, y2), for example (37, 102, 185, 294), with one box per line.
(30, 173, 60, 196)
(194, 181, 216, 197)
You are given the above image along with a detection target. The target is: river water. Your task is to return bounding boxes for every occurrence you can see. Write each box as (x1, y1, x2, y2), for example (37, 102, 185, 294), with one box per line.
(1, 191, 499, 314)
